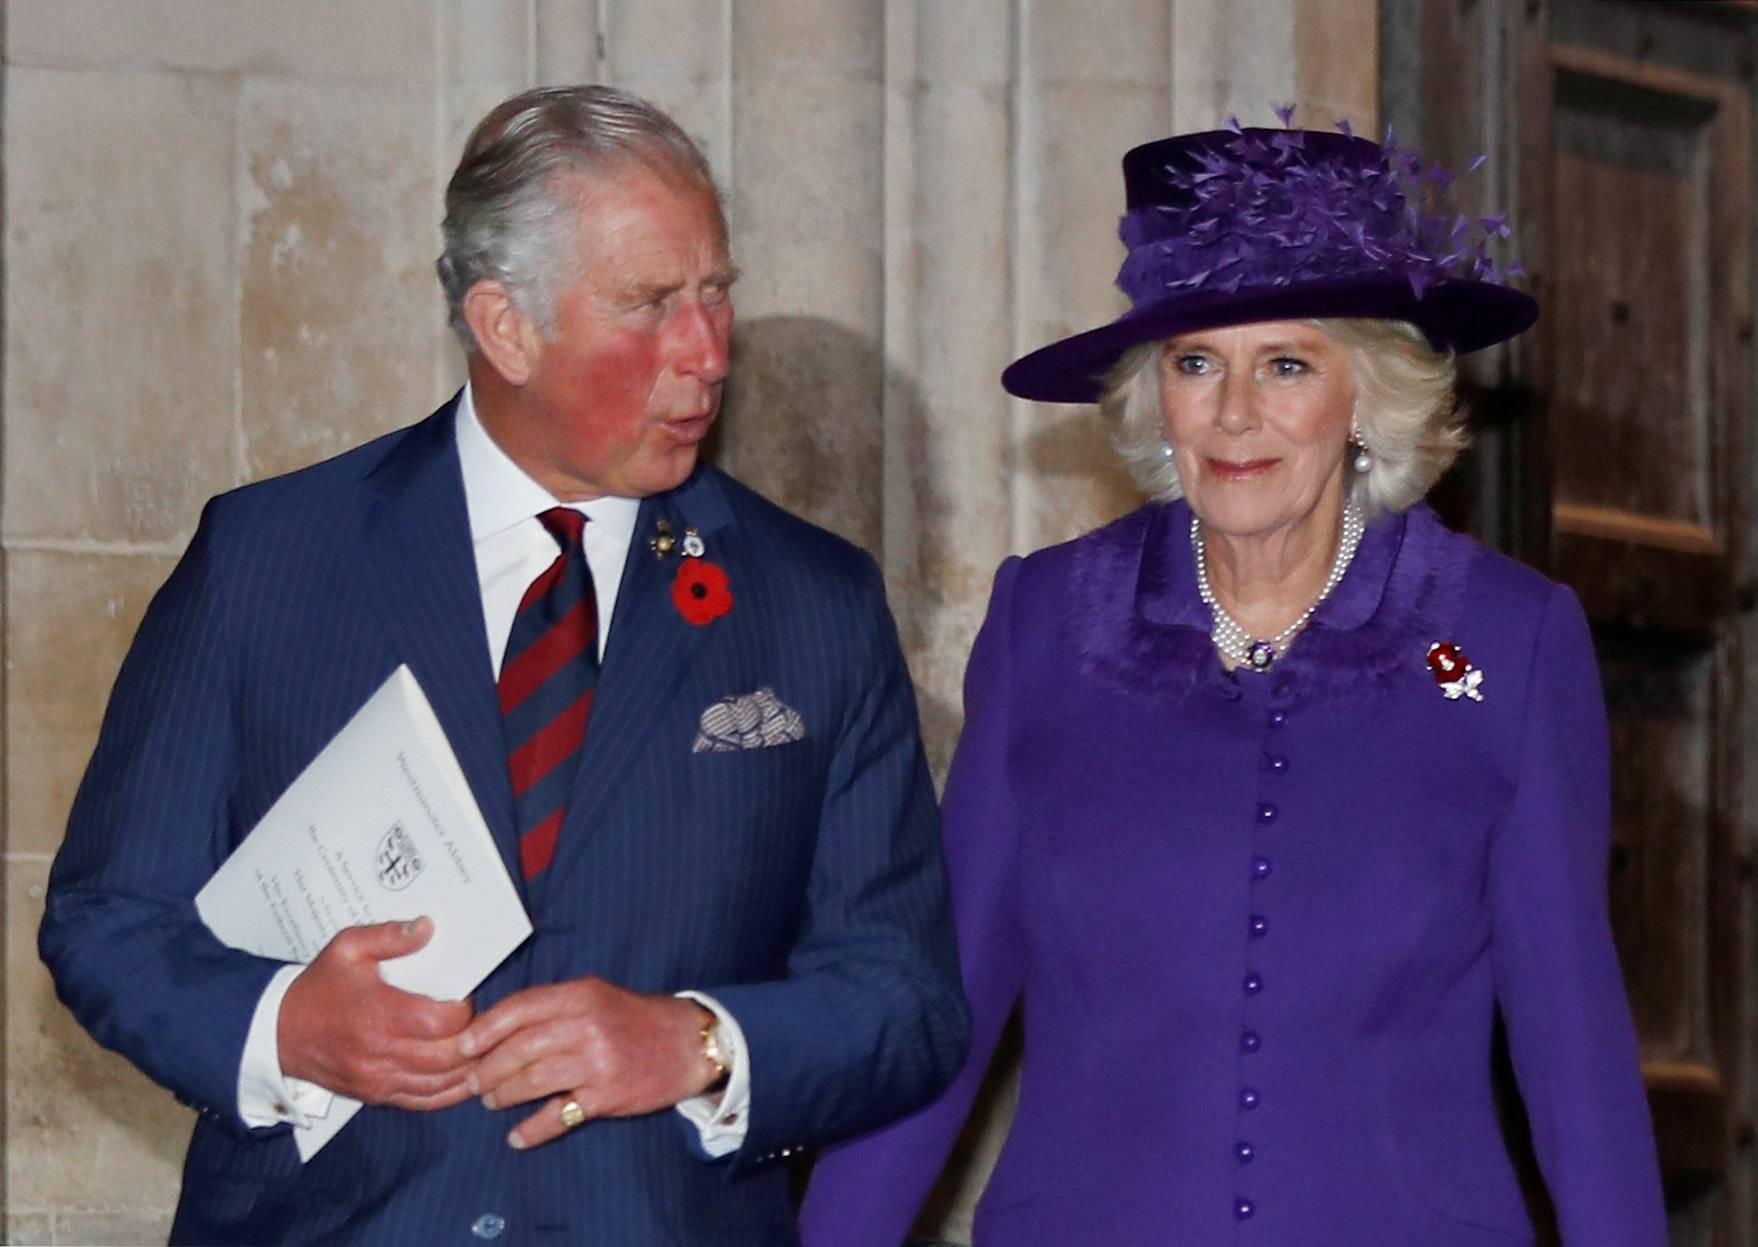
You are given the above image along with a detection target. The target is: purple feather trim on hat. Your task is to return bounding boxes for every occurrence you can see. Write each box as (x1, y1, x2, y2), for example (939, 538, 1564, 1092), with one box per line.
(1116, 122, 1521, 308)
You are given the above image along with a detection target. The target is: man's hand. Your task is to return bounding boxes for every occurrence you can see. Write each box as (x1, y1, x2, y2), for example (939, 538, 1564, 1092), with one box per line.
(461, 977, 716, 1149)
(277, 917, 475, 1109)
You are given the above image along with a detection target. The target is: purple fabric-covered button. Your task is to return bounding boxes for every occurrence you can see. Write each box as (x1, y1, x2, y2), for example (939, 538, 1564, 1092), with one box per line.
(1239, 1087, 1260, 1110)
(1268, 709, 1288, 728)
(1242, 1029, 1262, 1052)
(1235, 1197, 1256, 1220)
(1267, 753, 1289, 773)
(1243, 972, 1263, 995)
(1236, 1140, 1256, 1163)
(1257, 802, 1277, 824)
(1252, 856, 1272, 880)
(1249, 914, 1268, 938)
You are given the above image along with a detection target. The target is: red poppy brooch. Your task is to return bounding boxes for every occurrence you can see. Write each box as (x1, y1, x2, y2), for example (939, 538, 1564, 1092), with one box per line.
(1426, 641, 1484, 702)
(653, 522, 731, 627)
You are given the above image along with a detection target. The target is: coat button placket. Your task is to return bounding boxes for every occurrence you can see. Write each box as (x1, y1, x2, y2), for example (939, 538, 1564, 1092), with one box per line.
(1235, 676, 1294, 1227)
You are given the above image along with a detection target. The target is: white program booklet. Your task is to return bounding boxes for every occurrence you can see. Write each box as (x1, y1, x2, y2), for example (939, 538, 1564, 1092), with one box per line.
(195, 664, 532, 1160)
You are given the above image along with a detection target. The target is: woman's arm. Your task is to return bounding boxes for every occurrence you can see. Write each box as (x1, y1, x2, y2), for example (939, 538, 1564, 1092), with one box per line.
(1488, 582, 1666, 1245)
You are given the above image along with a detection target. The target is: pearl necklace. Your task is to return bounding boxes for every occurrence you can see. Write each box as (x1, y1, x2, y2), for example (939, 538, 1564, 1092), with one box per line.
(1192, 502, 1365, 671)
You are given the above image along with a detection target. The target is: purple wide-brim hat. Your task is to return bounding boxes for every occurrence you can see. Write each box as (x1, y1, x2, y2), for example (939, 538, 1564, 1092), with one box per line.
(1002, 127, 1539, 404)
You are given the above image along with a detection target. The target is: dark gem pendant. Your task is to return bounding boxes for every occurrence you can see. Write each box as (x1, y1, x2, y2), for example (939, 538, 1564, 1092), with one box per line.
(1247, 641, 1275, 670)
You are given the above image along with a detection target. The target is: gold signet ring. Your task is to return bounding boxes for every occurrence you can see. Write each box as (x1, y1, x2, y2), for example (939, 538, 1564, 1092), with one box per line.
(559, 1099, 587, 1130)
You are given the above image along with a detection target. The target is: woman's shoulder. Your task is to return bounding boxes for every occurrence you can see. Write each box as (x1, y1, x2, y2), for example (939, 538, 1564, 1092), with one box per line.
(1263, 504, 1569, 701)
(1402, 505, 1575, 631)
(981, 502, 1214, 699)
(1010, 501, 1179, 595)
(986, 501, 1189, 644)
(1384, 507, 1592, 725)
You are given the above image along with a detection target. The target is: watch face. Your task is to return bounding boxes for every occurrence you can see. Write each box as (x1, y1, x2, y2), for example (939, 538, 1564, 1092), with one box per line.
(700, 1018, 730, 1088)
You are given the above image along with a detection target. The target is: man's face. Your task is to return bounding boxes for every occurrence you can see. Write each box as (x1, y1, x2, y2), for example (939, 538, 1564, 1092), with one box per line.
(493, 161, 736, 501)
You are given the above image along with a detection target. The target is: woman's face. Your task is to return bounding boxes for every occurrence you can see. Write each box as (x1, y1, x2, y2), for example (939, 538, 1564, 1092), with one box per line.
(1159, 320, 1356, 543)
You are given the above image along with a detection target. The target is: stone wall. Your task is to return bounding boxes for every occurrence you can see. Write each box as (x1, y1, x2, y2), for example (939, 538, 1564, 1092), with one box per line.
(0, 3, 1376, 1242)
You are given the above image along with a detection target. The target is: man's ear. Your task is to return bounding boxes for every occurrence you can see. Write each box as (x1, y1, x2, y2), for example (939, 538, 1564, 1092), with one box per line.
(462, 279, 540, 386)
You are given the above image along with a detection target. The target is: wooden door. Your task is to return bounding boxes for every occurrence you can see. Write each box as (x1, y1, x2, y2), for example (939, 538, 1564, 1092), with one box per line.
(1387, 2, 1757, 1244)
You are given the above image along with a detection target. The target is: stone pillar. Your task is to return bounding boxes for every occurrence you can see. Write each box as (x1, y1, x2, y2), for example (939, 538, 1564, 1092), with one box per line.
(882, 0, 1019, 774)
(1011, 0, 1174, 554)
(715, 0, 888, 558)
(596, 0, 729, 171)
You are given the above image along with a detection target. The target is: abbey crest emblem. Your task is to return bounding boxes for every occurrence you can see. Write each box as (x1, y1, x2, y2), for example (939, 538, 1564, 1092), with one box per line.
(375, 822, 424, 891)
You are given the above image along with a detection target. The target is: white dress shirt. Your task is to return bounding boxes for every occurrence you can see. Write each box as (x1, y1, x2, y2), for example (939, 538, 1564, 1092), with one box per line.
(235, 386, 750, 1155)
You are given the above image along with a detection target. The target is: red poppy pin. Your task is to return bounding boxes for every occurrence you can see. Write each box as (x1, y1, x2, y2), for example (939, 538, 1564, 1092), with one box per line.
(1426, 641, 1485, 702)
(672, 557, 733, 626)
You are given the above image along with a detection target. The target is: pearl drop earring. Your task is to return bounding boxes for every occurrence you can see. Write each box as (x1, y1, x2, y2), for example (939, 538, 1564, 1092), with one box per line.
(1349, 426, 1371, 474)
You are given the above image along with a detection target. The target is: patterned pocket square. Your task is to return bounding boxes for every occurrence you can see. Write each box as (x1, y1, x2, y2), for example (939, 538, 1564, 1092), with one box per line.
(692, 687, 805, 753)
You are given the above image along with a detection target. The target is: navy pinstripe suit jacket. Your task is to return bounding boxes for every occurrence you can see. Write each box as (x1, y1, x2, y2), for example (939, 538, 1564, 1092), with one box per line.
(40, 398, 968, 1246)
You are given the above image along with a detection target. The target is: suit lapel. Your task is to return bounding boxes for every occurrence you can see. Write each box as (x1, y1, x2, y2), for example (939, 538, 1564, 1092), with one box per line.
(356, 399, 524, 892)
(537, 469, 734, 892)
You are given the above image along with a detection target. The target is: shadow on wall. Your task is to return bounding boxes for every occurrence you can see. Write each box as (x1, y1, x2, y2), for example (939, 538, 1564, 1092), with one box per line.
(710, 314, 960, 775)
(713, 314, 883, 556)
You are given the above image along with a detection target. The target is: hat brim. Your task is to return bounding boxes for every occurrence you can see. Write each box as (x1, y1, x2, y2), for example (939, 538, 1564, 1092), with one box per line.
(1000, 276, 1538, 404)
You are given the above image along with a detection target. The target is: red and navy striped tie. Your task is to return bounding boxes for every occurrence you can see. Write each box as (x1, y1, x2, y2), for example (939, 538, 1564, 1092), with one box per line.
(499, 507, 598, 879)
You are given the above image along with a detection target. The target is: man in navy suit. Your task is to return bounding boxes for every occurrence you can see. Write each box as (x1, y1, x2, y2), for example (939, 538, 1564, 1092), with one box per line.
(40, 85, 967, 1245)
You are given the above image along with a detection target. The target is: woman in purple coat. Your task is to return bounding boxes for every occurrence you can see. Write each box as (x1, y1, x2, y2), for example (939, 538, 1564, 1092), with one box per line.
(799, 122, 1665, 1245)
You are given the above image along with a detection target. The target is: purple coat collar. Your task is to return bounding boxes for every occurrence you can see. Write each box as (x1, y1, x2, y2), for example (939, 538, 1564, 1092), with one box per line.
(1068, 499, 1473, 702)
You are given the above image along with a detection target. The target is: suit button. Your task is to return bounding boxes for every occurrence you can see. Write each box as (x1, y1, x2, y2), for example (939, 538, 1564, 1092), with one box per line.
(1268, 709, 1288, 728)
(1251, 856, 1272, 881)
(1235, 1197, 1256, 1220)
(1266, 753, 1289, 774)
(1238, 1087, 1260, 1110)
(1248, 914, 1268, 938)
(1241, 1030, 1262, 1053)
(1242, 972, 1263, 995)
(1256, 802, 1277, 824)
(471, 1213, 506, 1239)
(1236, 1140, 1256, 1163)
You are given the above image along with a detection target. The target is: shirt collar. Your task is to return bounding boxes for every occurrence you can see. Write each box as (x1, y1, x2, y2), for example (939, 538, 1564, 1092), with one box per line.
(455, 382, 641, 548)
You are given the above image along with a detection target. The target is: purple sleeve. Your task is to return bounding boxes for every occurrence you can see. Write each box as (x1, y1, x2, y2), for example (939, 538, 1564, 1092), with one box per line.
(1488, 584, 1666, 1244)
(800, 557, 1028, 1246)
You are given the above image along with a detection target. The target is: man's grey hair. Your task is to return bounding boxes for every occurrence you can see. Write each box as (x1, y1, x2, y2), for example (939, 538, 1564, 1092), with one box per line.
(1099, 318, 1463, 516)
(437, 84, 723, 351)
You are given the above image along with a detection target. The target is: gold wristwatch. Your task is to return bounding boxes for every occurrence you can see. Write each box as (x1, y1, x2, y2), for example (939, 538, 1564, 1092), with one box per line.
(699, 1013, 731, 1092)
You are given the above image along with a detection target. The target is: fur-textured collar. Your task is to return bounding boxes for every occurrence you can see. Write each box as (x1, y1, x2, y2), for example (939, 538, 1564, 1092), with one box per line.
(1065, 499, 1474, 702)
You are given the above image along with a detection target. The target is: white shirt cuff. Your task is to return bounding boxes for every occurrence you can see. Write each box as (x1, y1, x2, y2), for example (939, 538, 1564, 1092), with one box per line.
(672, 990, 750, 1156)
(237, 963, 335, 1130)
